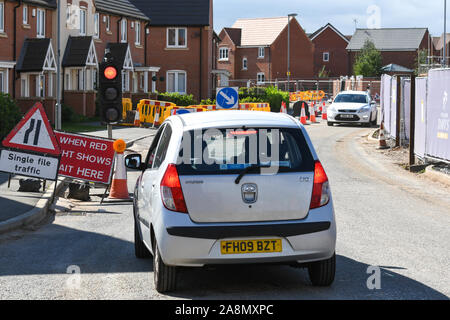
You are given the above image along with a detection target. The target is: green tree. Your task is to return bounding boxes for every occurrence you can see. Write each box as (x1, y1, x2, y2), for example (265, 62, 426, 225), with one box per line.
(415, 49, 428, 76)
(0, 93, 22, 141)
(353, 40, 382, 77)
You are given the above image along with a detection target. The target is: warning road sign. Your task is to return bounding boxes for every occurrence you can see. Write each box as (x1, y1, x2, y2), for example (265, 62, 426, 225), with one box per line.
(2, 102, 61, 156)
(0, 149, 59, 180)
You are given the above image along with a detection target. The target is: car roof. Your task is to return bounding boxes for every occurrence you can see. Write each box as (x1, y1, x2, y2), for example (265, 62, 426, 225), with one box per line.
(170, 110, 300, 130)
(337, 91, 369, 95)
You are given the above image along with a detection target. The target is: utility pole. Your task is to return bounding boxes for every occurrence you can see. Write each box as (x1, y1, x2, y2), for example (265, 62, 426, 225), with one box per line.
(445, 0, 447, 67)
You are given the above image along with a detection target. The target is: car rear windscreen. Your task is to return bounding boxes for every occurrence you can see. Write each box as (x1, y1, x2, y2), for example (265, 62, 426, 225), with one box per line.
(176, 127, 315, 175)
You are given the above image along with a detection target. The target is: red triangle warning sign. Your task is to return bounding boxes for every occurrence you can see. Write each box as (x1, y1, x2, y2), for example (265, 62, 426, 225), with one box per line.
(2, 102, 61, 156)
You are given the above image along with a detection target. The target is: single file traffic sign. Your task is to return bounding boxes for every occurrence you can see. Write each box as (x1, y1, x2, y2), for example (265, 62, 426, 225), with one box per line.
(2, 102, 61, 156)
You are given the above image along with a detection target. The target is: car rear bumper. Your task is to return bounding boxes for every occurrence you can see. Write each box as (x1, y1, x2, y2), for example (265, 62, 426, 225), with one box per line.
(154, 201, 336, 267)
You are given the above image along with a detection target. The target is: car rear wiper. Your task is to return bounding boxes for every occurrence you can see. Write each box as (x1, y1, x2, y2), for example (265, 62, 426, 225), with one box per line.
(234, 164, 272, 185)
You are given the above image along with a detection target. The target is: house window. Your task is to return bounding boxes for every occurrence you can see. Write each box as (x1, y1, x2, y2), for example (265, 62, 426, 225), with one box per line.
(121, 19, 127, 42)
(323, 52, 330, 62)
(94, 13, 99, 38)
(0, 2, 4, 32)
(48, 73, 53, 97)
(105, 15, 110, 32)
(21, 75, 29, 97)
(258, 47, 265, 58)
(167, 71, 186, 94)
(80, 8, 87, 36)
(167, 28, 187, 48)
(219, 47, 229, 61)
(257, 72, 265, 84)
(92, 69, 98, 90)
(23, 5, 28, 25)
(135, 21, 141, 45)
(122, 71, 130, 91)
(78, 69, 85, 90)
(242, 57, 248, 70)
(36, 9, 45, 38)
(0, 70, 4, 93)
(36, 74, 45, 98)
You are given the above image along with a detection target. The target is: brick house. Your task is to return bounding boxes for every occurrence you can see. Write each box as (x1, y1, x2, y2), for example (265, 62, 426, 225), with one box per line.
(0, 0, 57, 122)
(130, 0, 215, 100)
(347, 28, 433, 75)
(59, 0, 151, 116)
(217, 17, 314, 86)
(309, 23, 350, 77)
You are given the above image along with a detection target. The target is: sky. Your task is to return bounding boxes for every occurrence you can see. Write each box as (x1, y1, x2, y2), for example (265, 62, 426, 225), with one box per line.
(213, 0, 447, 37)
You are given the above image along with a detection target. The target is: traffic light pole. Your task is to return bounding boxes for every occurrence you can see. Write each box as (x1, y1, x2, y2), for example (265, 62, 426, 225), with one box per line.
(108, 124, 113, 140)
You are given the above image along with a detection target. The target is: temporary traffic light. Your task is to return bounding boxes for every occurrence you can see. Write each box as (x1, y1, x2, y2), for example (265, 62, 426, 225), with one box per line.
(99, 54, 122, 124)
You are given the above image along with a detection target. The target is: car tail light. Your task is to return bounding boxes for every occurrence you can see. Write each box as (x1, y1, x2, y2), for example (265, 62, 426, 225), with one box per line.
(160, 164, 188, 213)
(310, 161, 330, 209)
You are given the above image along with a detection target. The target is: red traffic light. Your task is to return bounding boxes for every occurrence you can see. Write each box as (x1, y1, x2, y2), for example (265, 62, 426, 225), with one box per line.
(104, 66, 117, 80)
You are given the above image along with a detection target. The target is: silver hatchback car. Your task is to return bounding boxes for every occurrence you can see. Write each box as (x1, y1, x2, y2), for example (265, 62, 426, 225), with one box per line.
(125, 111, 336, 293)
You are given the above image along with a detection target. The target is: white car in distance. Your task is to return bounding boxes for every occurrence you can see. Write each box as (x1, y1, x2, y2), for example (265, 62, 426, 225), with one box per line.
(327, 91, 378, 127)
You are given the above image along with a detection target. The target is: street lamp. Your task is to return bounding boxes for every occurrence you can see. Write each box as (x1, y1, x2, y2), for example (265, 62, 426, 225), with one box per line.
(444, 0, 447, 67)
(287, 13, 298, 93)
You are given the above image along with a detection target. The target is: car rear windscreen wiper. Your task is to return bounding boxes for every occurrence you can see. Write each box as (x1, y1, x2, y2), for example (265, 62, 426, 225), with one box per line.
(234, 164, 272, 185)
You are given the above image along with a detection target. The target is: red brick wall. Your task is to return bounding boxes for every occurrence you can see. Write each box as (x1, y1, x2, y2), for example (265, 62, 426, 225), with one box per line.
(311, 27, 349, 77)
(217, 30, 237, 78)
(147, 26, 211, 101)
(64, 91, 96, 117)
(95, 13, 146, 66)
(270, 19, 314, 79)
(235, 47, 270, 81)
(0, 2, 54, 98)
(16, 98, 56, 124)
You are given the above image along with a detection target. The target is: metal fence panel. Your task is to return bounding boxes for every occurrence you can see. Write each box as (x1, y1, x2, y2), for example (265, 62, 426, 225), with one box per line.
(381, 74, 392, 135)
(414, 78, 428, 159)
(426, 69, 450, 162)
(403, 79, 411, 141)
(389, 77, 397, 139)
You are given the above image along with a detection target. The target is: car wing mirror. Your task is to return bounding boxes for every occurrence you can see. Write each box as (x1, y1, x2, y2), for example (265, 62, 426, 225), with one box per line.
(125, 154, 144, 170)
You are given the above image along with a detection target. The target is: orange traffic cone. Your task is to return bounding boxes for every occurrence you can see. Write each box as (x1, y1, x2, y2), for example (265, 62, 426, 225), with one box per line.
(322, 104, 328, 120)
(134, 109, 141, 127)
(378, 122, 389, 150)
(109, 140, 130, 200)
(309, 104, 317, 123)
(153, 106, 161, 127)
(300, 103, 308, 125)
(280, 101, 287, 114)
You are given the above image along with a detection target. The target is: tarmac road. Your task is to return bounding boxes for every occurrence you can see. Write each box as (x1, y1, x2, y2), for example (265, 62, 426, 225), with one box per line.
(0, 122, 449, 300)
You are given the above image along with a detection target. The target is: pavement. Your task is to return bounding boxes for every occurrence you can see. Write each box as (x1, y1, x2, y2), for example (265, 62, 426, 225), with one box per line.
(0, 126, 157, 234)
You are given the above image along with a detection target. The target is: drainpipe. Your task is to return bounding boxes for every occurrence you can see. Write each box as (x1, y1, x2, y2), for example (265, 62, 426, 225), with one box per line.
(13, 0, 22, 99)
(117, 17, 123, 43)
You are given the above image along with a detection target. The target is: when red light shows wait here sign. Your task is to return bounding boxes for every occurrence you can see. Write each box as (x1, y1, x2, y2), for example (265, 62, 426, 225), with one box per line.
(55, 132, 115, 184)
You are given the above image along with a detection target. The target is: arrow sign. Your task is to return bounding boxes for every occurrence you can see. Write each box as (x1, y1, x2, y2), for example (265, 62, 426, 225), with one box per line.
(2, 102, 61, 156)
(216, 87, 239, 109)
(219, 91, 235, 105)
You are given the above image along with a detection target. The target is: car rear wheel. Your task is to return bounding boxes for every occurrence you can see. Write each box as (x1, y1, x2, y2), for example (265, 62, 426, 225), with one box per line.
(134, 219, 151, 259)
(308, 253, 336, 287)
(154, 242, 177, 293)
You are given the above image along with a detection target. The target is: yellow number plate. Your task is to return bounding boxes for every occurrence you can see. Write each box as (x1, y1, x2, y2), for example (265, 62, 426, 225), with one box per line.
(220, 239, 282, 255)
